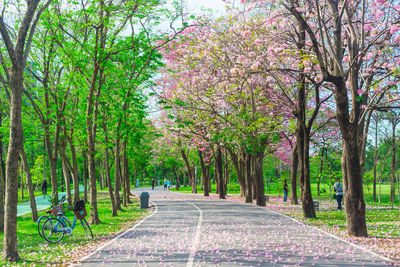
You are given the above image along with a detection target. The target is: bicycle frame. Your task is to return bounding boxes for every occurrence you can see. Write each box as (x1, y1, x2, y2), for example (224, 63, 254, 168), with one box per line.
(52, 216, 84, 234)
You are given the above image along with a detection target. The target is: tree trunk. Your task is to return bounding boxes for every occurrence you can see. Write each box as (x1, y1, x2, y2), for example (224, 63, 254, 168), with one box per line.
(342, 139, 367, 236)
(114, 138, 122, 210)
(0, 113, 5, 232)
(181, 149, 196, 193)
(3, 65, 24, 262)
(82, 150, 88, 202)
(251, 155, 257, 200)
(20, 161, 24, 200)
(390, 121, 396, 203)
(198, 150, 209, 196)
(44, 125, 59, 205)
(317, 147, 325, 196)
(42, 137, 46, 191)
(172, 167, 180, 191)
(290, 143, 298, 205)
(20, 148, 38, 222)
(60, 141, 72, 206)
(227, 148, 245, 197)
(373, 118, 378, 202)
(224, 149, 228, 194)
(87, 134, 100, 224)
(255, 150, 265, 206)
(122, 140, 128, 207)
(244, 152, 252, 203)
(68, 132, 80, 203)
(216, 146, 225, 199)
(102, 120, 117, 216)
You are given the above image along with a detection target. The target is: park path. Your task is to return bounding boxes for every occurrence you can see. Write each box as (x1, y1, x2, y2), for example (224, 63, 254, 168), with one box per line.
(17, 186, 84, 217)
(76, 187, 393, 267)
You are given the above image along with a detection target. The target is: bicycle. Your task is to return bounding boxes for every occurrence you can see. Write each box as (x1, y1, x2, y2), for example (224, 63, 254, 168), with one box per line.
(37, 195, 72, 239)
(41, 200, 93, 243)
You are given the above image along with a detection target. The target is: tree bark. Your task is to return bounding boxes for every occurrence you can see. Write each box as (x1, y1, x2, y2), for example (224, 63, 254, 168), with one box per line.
(181, 149, 196, 193)
(44, 123, 60, 205)
(373, 118, 378, 202)
(341, 139, 367, 236)
(227, 148, 245, 197)
(244, 152, 252, 203)
(198, 150, 209, 196)
(251, 155, 257, 200)
(216, 146, 225, 199)
(3, 66, 24, 261)
(67, 130, 80, 203)
(20, 148, 38, 221)
(0, 113, 5, 232)
(82, 150, 88, 202)
(59, 136, 72, 206)
(114, 138, 122, 210)
(254, 149, 266, 206)
(122, 140, 128, 207)
(102, 120, 117, 216)
(290, 143, 298, 205)
(390, 120, 396, 203)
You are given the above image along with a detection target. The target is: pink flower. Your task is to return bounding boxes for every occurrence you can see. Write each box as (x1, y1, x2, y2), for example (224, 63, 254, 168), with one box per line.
(390, 25, 399, 34)
(364, 25, 372, 32)
(357, 89, 364, 95)
(251, 62, 261, 71)
(254, 39, 263, 46)
(242, 31, 252, 39)
(394, 35, 400, 42)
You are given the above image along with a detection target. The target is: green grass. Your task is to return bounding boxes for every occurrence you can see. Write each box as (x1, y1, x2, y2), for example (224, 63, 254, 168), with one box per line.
(0, 190, 148, 266)
(171, 182, 400, 205)
(287, 206, 400, 238)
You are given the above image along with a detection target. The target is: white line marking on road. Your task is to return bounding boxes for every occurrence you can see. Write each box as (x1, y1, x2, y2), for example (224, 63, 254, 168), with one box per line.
(186, 202, 203, 267)
(72, 200, 158, 266)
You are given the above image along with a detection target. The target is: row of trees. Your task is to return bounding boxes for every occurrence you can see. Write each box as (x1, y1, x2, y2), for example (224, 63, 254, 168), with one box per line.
(153, 0, 400, 239)
(0, 0, 187, 262)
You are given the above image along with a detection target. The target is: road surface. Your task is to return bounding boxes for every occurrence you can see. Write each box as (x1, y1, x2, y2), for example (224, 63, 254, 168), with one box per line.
(76, 187, 392, 266)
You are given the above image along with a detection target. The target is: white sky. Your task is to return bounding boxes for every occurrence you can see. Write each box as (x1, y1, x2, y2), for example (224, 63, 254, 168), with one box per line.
(184, 0, 228, 16)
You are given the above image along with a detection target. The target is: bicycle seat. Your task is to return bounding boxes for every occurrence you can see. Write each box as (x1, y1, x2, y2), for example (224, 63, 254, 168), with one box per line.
(46, 210, 52, 214)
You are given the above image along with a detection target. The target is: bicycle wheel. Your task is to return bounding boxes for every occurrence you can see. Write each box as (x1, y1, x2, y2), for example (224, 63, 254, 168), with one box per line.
(80, 218, 93, 239)
(42, 218, 65, 243)
(59, 215, 72, 229)
(37, 215, 49, 238)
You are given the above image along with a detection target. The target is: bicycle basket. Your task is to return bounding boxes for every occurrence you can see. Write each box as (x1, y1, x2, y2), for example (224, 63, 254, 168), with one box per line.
(73, 200, 87, 219)
(51, 205, 64, 216)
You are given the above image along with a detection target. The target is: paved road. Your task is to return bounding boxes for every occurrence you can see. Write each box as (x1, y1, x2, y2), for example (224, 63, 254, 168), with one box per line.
(77, 187, 392, 266)
(18, 186, 84, 217)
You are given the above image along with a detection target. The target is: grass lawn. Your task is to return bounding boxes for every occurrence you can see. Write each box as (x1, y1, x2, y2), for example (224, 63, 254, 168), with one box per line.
(171, 182, 399, 204)
(1, 190, 148, 266)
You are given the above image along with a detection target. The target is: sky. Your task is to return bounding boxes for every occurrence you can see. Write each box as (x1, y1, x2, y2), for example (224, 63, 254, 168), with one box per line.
(184, 0, 227, 16)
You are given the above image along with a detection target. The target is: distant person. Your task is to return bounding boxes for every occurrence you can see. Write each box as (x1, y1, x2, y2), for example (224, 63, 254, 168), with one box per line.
(163, 179, 168, 191)
(334, 178, 344, 210)
(167, 180, 171, 190)
(283, 179, 288, 202)
(151, 179, 155, 190)
(41, 179, 47, 197)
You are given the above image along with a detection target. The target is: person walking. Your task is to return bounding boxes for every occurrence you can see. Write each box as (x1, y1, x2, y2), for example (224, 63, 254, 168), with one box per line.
(151, 179, 155, 190)
(334, 178, 344, 210)
(283, 179, 289, 202)
(163, 179, 168, 191)
(41, 179, 47, 197)
(167, 180, 171, 190)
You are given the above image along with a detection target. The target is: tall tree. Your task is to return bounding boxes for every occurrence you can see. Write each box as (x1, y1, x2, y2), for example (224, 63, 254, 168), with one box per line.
(0, 0, 53, 261)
